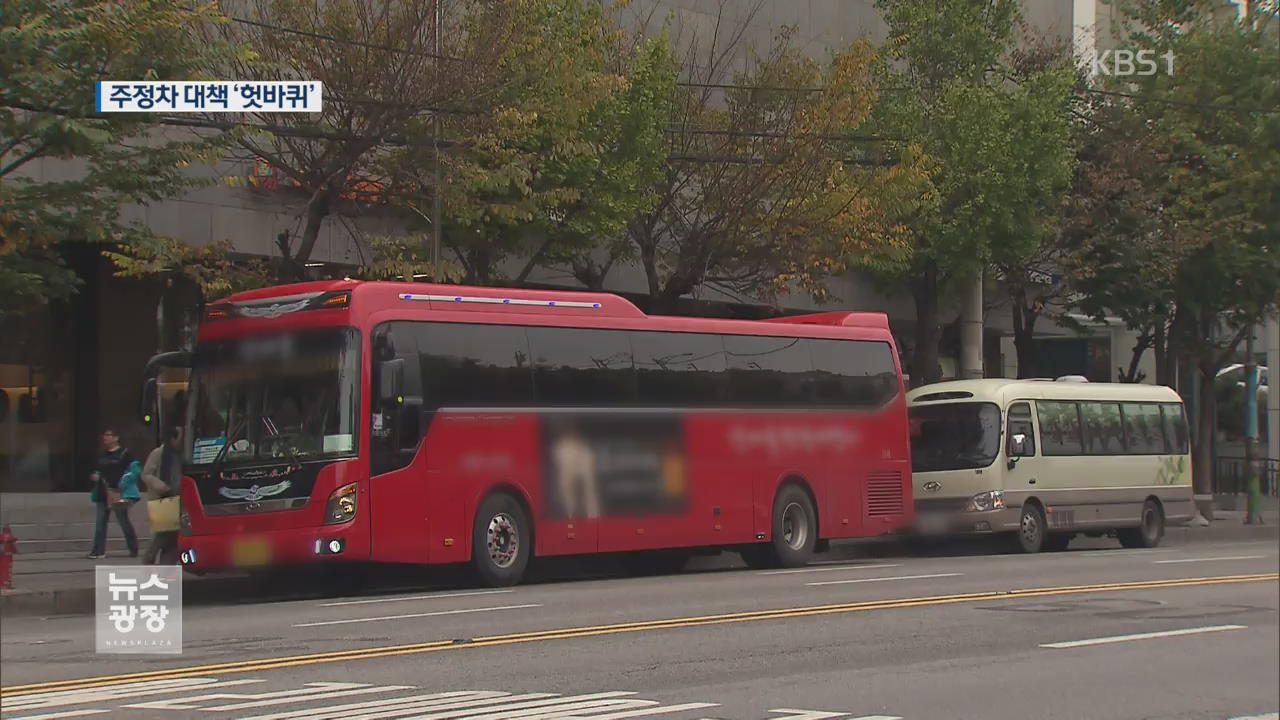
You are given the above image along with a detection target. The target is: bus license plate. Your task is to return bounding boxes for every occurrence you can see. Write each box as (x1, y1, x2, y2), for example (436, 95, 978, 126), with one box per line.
(232, 538, 271, 567)
(916, 514, 950, 536)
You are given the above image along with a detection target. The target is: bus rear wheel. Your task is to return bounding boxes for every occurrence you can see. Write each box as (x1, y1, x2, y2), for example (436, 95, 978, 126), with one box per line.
(1118, 499, 1164, 549)
(741, 484, 817, 569)
(472, 493, 531, 587)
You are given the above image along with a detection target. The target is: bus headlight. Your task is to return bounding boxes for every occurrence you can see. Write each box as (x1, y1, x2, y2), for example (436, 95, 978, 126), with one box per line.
(324, 482, 358, 525)
(967, 490, 1006, 512)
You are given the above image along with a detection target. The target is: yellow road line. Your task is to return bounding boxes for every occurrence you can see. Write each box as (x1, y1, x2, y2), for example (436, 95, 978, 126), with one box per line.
(2, 572, 1274, 698)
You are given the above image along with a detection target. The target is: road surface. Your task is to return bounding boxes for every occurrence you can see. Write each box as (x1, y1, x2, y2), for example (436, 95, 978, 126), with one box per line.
(2, 537, 1277, 720)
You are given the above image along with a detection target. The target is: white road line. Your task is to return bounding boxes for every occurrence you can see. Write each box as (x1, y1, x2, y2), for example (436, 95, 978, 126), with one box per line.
(762, 564, 902, 576)
(1154, 555, 1267, 564)
(807, 572, 962, 587)
(293, 603, 542, 628)
(1228, 713, 1279, 719)
(319, 590, 516, 607)
(1040, 625, 1248, 649)
(4, 711, 111, 720)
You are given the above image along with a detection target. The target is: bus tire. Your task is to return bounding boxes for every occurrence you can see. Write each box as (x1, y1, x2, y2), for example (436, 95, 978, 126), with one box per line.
(1118, 499, 1164, 549)
(1014, 503, 1047, 554)
(745, 484, 818, 569)
(472, 492, 531, 587)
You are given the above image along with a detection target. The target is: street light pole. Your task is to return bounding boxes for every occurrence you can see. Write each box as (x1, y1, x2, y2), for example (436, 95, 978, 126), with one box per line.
(1244, 326, 1263, 524)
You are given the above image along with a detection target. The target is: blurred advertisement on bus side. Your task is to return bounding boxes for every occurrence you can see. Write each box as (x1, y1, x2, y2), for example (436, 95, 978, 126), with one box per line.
(539, 413, 686, 519)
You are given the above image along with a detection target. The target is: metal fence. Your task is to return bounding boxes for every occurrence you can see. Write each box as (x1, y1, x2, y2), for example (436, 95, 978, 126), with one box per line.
(1214, 456, 1280, 496)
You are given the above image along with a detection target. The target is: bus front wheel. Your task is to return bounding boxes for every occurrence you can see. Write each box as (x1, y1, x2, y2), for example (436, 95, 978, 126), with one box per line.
(1014, 503, 1047, 554)
(472, 493, 531, 587)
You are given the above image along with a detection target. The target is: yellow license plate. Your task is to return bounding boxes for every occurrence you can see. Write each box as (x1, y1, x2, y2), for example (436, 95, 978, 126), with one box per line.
(231, 538, 272, 567)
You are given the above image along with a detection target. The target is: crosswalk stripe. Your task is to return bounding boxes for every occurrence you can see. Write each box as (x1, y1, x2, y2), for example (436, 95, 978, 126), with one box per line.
(235, 691, 517, 720)
(448, 698, 656, 719)
(1, 678, 261, 711)
(580, 703, 723, 719)
(5, 710, 112, 720)
(341, 693, 568, 720)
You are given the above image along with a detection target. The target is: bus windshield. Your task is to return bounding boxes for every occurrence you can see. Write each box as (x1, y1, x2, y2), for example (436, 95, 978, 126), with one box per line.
(909, 402, 1002, 472)
(185, 327, 360, 467)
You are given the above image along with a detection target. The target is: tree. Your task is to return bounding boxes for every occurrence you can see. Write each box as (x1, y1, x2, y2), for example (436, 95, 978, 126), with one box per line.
(1097, 0, 1280, 503)
(619, 4, 921, 315)
(866, 0, 1077, 386)
(0, 0, 250, 316)
(1052, 93, 1201, 387)
(118, 0, 534, 287)
(381, 0, 676, 287)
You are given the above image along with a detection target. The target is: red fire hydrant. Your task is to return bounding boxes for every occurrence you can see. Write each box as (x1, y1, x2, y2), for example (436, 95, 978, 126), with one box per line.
(0, 524, 17, 590)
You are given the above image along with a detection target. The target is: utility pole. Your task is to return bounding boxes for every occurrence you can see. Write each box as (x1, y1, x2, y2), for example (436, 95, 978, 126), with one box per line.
(1244, 325, 1263, 523)
(431, 0, 442, 276)
(960, 268, 984, 379)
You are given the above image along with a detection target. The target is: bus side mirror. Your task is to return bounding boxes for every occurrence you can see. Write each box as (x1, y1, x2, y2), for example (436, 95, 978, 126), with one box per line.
(378, 358, 405, 404)
(140, 377, 159, 425)
(1006, 433, 1028, 469)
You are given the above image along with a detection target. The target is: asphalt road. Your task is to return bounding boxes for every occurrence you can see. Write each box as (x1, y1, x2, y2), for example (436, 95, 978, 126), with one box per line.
(2, 537, 1277, 720)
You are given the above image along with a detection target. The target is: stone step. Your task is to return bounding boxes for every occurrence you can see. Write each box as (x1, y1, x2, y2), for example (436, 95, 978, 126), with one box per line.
(16, 537, 149, 555)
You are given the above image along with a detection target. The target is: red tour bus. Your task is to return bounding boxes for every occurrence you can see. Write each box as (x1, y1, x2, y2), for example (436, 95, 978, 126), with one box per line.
(139, 279, 913, 586)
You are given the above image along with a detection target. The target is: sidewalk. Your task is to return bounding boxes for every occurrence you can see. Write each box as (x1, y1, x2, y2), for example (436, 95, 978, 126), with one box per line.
(3, 510, 1276, 618)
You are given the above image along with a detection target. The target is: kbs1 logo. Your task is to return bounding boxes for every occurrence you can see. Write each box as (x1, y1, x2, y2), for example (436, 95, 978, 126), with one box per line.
(1087, 49, 1176, 77)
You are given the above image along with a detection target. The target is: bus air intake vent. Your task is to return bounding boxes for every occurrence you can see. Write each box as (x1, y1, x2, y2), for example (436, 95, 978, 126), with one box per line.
(866, 472, 905, 516)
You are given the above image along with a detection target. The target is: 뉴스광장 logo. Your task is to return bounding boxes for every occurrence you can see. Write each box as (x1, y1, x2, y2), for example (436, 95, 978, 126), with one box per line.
(95, 565, 183, 655)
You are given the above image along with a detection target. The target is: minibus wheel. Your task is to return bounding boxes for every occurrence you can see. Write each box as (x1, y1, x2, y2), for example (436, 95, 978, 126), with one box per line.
(472, 492, 531, 587)
(1014, 503, 1046, 553)
(1118, 499, 1164, 549)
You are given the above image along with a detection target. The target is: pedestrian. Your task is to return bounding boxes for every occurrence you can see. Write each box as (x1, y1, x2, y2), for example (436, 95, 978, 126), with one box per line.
(140, 425, 183, 565)
(87, 429, 141, 559)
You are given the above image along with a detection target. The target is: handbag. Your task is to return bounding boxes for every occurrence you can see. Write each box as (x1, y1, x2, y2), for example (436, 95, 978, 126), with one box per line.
(147, 496, 180, 532)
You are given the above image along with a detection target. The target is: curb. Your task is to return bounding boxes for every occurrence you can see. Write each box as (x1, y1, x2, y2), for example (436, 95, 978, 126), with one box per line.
(2, 522, 1275, 619)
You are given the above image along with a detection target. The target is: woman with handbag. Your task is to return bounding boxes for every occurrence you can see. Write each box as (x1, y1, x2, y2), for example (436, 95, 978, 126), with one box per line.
(140, 426, 183, 565)
(88, 429, 141, 559)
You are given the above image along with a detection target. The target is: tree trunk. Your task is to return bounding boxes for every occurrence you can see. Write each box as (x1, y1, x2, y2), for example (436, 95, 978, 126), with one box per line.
(290, 186, 333, 278)
(909, 263, 943, 388)
(1193, 358, 1217, 518)
(1120, 333, 1151, 383)
(1010, 293, 1038, 379)
(1154, 321, 1171, 387)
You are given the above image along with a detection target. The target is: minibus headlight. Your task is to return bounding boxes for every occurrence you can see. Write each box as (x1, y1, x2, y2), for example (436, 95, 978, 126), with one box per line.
(324, 482, 358, 525)
(967, 490, 1005, 512)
